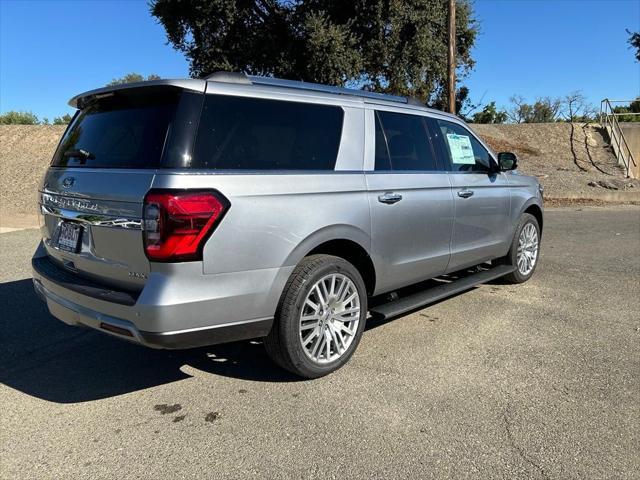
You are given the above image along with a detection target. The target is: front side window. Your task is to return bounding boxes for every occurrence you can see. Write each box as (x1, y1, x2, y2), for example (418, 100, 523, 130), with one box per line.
(374, 111, 439, 171)
(191, 95, 344, 170)
(436, 119, 492, 173)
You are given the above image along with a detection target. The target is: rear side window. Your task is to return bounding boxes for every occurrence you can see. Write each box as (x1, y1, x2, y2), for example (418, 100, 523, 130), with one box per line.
(374, 111, 438, 171)
(436, 119, 492, 172)
(191, 95, 344, 170)
(52, 90, 182, 168)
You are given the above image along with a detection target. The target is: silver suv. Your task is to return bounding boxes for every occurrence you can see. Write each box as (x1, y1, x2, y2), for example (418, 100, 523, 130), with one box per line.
(32, 72, 543, 378)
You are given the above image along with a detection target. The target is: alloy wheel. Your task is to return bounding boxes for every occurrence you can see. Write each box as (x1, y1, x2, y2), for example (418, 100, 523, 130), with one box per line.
(299, 273, 361, 364)
(516, 223, 539, 276)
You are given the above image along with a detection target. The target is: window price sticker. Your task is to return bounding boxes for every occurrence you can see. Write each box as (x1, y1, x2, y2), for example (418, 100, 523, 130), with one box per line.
(446, 133, 475, 164)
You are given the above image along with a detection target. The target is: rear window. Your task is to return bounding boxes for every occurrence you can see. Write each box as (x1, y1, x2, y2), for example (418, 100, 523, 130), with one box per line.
(190, 95, 344, 170)
(52, 90, 182, 168)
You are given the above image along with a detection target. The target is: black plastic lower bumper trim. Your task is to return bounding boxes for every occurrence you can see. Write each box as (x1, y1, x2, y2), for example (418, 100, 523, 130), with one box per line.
(138, 318, 273, 349)
(32, 256, 140, 306)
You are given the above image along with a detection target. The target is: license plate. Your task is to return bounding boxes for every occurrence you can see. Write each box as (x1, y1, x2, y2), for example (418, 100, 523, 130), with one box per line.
(57, 222, 83, 252)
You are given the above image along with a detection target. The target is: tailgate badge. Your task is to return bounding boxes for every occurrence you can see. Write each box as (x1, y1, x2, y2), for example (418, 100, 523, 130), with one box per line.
(128, 271, 148, 280)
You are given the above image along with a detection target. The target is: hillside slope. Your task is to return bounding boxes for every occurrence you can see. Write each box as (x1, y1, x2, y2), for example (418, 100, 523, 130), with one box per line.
(472, 123, 636, 198)
(0, 125, 66, 219)
(0, 123, 637, 220)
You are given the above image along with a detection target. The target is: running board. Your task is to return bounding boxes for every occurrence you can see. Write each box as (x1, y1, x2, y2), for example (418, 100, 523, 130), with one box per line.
(369, 264, 515, 320)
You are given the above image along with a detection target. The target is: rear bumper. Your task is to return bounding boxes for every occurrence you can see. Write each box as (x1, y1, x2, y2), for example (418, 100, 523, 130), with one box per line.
(31, 247, 290, 349)
(32, 277, 271, 348)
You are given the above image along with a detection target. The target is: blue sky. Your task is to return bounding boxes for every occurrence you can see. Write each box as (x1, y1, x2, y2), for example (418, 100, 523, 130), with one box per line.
(1, 0, 638, 120)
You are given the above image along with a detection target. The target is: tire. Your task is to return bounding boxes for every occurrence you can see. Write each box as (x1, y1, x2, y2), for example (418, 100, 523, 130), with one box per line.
(264, 254, 368, 379)
(500, 213, 541, 284)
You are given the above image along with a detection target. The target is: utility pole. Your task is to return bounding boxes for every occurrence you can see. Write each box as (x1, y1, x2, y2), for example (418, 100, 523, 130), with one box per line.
(447, 0, 456, 114)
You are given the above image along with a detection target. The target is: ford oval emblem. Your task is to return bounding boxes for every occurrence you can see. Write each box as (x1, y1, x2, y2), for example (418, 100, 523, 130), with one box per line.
(62, 177, 75, 188)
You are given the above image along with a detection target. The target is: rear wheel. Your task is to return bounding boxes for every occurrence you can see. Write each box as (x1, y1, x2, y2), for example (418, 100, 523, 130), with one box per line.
(264, 255, 367, 378)
(500, 213, 541, 284)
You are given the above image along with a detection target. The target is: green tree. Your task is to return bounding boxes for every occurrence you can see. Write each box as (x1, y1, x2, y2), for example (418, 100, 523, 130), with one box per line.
(150, 0, 478, 104)
(53, 113, 73, 125)
(472, 101, 507, 124)
(613, 98, 640, 122)
(0, 111, 40, 125)
(430, 85, 478, 117)
(106, 73, 161, 86)
(506, 95, 561, 123)
(628, 29, 640, 62)
(506, 95, 532, 124)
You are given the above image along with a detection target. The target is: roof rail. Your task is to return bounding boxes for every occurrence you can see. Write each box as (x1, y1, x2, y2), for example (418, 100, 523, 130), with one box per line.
(203, 71, 252, 84)
(407, 97, 426, 107)
(248, 76, 409, 104)
(203, 71, 413, 105)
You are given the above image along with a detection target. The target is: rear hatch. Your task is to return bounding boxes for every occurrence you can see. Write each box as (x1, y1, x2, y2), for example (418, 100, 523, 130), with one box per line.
(39, 83, 204, 291)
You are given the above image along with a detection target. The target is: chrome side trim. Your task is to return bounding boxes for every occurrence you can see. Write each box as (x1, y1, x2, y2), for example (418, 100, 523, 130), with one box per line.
(40, 191, 139, 216)
(41, 204, 142, 230)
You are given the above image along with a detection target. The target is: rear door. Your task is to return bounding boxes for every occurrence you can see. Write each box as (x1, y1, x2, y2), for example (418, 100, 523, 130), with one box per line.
(429, 118, 511, 272)
(365, 109, 454, 294)
(39, 87, 203, 291)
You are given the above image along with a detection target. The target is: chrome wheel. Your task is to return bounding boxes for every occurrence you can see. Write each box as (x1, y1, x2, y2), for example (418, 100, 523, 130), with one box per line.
(299, 273, 361, 364)
(517, 223, 539, 276)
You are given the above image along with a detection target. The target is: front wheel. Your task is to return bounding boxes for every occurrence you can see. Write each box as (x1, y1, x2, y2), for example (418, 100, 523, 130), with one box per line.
(500, 213, 541, 284)
(264, 254, 367, 378)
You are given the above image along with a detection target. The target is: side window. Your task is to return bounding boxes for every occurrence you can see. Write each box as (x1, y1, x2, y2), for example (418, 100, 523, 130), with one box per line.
(374, 112, 391, 170)
(436, 119, 492, 173)
(374, 111, 439, 171)
(191, 95, 344, 170)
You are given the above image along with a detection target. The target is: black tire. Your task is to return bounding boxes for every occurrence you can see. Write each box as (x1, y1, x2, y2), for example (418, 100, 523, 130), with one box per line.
(499, 213, 541, 284)
(264, 254, 368, 379)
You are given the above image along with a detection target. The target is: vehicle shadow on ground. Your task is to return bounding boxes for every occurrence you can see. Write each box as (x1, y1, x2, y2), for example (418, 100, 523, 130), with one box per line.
(0, 279, 301, 404)
(1, 276, 485, 403)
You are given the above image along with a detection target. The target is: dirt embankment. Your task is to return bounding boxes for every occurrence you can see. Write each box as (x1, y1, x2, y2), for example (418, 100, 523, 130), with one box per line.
(472, 123, 639, 202)
(0, 125, 67, 224)
(0, 123, 637, 225)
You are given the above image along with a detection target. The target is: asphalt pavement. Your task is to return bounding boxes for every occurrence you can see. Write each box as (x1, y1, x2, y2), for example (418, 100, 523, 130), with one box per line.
(1, 206, 639, 479)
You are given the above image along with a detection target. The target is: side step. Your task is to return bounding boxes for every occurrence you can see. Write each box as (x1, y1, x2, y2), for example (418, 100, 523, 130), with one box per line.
(369, 264, 515, 320)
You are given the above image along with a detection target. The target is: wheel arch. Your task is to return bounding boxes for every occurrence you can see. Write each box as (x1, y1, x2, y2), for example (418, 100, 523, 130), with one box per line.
(523, 203, 544, 234)
(283, 225, 377, 296)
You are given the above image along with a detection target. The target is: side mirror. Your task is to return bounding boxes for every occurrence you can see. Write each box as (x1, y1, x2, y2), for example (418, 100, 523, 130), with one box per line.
(498, 152, 518, 171)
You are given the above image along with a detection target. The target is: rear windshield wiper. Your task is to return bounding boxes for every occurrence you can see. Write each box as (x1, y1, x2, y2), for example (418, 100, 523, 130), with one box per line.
(63, 149, 95, 163)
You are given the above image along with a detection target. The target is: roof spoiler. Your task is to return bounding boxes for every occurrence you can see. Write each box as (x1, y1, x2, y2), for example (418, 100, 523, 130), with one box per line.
(68, 79, 207, 109)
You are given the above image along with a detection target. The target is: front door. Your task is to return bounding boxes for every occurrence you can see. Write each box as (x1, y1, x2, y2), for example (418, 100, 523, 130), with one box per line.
(429, 118, 512, 272)
(366, 109, 454, 294)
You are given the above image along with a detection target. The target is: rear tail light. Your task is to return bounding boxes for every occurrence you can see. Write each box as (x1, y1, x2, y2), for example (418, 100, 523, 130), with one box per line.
(143, 190, 229, 262)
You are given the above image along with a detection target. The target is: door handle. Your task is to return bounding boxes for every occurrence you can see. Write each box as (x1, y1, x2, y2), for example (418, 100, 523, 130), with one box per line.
(457, 189, 474, 199)
(378, 192, 403, 204)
